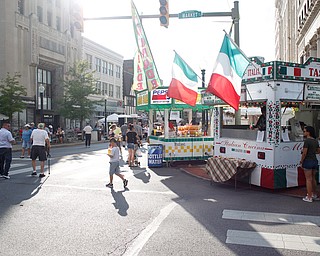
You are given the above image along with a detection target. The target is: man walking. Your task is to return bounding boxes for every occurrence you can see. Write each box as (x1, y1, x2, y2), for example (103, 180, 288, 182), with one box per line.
(83, 123, 93, 147)
(134, 121, 143, 141)
(0, 122, 15, 179)
(30, 123, 50, 178)
(120, 123, 128, 148)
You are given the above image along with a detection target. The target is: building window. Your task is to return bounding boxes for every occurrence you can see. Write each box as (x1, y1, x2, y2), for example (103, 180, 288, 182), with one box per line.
(115, 86, 120, 99)
(116, 65, 121, 78)
(96, 81, 101, 95)
(109, 84, 114, 97)
(56, 16, 61, 31)
(108, 63, 114, 76)
(95, 58, 101, 72)
(18, 0, 24, 15)
(102, 82, 108, 95)
(102, 61, 107, 74)
(37, 6, 43, 22)
(86, 54, 92, 69)
(47, 11, 52, 27)
(37, 68, 52, 110)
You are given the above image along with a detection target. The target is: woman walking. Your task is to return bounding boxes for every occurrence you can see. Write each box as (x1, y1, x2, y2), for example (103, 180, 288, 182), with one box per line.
(300, 126, 319, 202)
(20, 124, 32, 158)
(126, 124, 140, 167)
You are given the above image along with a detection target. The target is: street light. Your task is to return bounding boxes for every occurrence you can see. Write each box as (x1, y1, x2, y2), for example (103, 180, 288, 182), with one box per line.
(201, 69, 206, 134)
(104, 98, 107, 133)
(39, 84, 45, 123)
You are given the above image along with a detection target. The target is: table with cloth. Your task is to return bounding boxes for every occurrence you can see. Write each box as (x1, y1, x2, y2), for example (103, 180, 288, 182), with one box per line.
(206, 157, 256, 188)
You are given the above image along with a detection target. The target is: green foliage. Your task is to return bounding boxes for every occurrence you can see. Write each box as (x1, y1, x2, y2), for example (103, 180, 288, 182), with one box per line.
(0, 73, 27, 122)
(58, 61, 98, 128)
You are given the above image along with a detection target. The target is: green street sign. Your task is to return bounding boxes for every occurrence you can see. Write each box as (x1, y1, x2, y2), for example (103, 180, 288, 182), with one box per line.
(178, 10, 202, 19)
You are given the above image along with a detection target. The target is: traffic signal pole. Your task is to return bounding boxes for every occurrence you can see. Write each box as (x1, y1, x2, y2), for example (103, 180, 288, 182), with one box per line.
(85, 1, 240, 123)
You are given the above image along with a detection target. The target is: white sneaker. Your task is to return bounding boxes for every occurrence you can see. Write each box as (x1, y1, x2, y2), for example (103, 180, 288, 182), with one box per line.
(302, 196, 313, 203)
(312, 194, 319, 201)
(2, 175, 10, 179)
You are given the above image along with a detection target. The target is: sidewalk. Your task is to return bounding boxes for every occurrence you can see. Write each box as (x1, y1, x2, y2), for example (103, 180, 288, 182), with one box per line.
(176, 162, 317, 199)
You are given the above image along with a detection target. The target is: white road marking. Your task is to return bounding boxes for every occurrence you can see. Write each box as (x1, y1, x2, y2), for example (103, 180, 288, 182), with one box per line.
(226, 230, 320, 252)
(123, 202, 177, 256)
(222, 209, 320, 226)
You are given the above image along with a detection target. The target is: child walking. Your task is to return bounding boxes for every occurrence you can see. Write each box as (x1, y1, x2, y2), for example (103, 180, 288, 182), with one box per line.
(106, 138, 128, 189)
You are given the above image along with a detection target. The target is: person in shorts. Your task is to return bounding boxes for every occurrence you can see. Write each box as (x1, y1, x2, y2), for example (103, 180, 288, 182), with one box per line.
(106, 138, 128, 189)
(300, 125, 320, 202)
(30, 123, 50, 178)
(20, 124, 32, 158)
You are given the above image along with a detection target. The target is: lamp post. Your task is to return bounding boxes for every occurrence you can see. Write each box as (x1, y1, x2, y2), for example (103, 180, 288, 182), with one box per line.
(39, 84, 45, 123)
(201, 69, 206, 133)
(104, 97, 107, 135)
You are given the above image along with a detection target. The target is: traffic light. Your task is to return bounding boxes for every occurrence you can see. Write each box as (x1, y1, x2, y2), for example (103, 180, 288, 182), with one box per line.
(159, 0, 169, 28)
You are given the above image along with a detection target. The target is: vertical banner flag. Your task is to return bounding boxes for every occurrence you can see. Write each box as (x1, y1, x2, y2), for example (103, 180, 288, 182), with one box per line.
(207, 34, 250, 110)
(132, 51, 147, 91)
(131, 0, 162, 91)
(167, 52, 199, 106)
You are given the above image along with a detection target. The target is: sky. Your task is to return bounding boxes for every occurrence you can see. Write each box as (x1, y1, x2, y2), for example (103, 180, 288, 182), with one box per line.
(81, 0, 275, 86)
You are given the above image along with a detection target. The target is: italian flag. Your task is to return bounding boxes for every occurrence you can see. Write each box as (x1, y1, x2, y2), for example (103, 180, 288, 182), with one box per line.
(207, 35, 250, 110)
(167, 52, 199, 107)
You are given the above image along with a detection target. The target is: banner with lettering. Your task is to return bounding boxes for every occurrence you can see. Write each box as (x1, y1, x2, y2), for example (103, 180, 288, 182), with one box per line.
(131, 0, 162, 91)
(132, 51, 147, 91)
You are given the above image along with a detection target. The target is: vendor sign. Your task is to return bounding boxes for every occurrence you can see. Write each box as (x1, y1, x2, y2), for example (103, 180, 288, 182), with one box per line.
(137, 90, 149, 106)
(148, 144, 163, 167)
(151, 89, 171, 104)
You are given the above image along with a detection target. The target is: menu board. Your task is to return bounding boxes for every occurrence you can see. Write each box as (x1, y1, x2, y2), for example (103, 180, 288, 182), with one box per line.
(304, 84, 320, 101)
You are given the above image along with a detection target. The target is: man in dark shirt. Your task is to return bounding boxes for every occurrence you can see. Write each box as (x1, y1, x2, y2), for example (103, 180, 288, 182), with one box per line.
(253, 106, 266, 131)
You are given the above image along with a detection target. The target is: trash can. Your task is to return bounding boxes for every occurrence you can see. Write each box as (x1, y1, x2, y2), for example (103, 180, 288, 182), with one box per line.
(97, 129, 101, 141)
(147, 144, 163, 167)
(91, 130, 98, 141)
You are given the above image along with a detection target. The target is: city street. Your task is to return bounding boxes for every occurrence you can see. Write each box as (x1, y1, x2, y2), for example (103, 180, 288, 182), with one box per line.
(0, 143, 319, 256)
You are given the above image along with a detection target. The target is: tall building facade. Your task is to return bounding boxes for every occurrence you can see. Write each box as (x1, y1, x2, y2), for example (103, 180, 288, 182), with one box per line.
(275, 0, 320, 62)
(122, 59, 136, 116)
(82, 37, 124, 125)
(0, 0, 83, 129)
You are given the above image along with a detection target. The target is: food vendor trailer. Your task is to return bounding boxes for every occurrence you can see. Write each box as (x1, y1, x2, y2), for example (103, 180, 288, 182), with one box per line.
(212, 57, 320, 189)
(136, 87, 213, 164)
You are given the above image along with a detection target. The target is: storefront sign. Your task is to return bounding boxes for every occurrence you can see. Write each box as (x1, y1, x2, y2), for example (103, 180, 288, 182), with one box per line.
(148, 144, 163, 167)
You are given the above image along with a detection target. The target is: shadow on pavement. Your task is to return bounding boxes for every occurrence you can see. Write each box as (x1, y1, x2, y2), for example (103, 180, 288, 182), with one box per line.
(110, 188, 129, 217)
(133, 169, 151, 184)
(0, 175, 46, 218)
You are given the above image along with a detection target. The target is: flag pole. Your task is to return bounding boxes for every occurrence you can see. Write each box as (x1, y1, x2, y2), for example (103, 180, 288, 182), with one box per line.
(173, 50, 207, 87)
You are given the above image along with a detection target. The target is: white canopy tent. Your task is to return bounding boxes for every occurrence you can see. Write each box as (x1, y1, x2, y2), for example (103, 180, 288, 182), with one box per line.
(98, 114, 133, 124)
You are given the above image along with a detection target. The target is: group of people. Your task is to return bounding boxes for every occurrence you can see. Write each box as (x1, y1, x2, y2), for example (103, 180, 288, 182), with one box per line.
(0, 122, 50, 179)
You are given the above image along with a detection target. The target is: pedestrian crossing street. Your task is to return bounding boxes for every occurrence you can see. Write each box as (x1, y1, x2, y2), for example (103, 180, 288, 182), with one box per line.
(223, 209, 320, 252)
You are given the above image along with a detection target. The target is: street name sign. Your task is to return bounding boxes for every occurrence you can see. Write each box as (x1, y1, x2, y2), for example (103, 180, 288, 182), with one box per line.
(178, 10, 202, 19)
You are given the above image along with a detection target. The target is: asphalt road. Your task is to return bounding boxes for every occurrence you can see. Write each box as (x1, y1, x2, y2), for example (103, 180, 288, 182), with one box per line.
(0, 143, 319, 256)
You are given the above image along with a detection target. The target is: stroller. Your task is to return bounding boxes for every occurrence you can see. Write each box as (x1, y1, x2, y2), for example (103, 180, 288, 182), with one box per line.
(134, 143, 142, 166)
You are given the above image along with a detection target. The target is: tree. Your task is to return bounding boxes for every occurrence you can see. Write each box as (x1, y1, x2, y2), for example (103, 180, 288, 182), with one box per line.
(0, 73, 27, 123)
(58, 61, 98, 130)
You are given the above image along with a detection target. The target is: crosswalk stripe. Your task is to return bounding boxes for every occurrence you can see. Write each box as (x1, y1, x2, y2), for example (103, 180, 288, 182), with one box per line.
(226, 230, 320, 252)
(9, 167, 34, 175)
(222, 209, 320, 226)
(10, 163, 26, 168)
